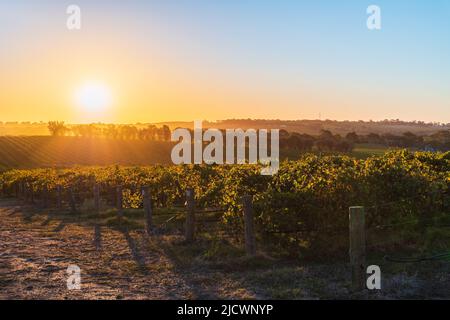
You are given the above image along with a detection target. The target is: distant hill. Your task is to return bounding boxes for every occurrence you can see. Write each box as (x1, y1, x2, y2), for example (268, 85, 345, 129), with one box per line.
(156, 119, 450, 136)
(1, 119, 449, 137)
(0, 136, 174, 171)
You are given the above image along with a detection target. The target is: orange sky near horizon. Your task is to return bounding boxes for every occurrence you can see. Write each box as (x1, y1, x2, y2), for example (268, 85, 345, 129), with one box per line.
(1, 1, 449, 124)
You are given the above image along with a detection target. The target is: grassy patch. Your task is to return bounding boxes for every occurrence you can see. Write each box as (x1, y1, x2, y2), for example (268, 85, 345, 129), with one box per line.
(351, 144, 390, 159)
(238, 265, 342, 299)
(105, 216, 143, 231)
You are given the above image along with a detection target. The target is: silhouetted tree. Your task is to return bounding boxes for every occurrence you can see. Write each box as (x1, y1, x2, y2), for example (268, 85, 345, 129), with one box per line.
(48, 121, 67, 136)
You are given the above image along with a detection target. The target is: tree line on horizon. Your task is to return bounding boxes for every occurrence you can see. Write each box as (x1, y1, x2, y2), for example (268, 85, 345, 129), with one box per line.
(47, 121, 450, 152)
(218, 118, 450, 127)
(48, 121, 171, 141)
(279, 129, 450, 152)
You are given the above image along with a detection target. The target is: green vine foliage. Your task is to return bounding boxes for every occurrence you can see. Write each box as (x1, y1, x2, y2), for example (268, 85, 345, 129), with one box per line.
(1, 151, 448, 255)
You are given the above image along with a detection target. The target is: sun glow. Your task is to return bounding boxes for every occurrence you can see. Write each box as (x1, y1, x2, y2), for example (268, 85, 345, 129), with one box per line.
(74, 81, 113, 113)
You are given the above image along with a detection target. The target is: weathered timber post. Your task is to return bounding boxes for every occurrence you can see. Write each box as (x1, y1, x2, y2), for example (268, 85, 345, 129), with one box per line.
(56, 185, 62, 209)
(42, 185, 48, 208)
(142, 187, 153, 235)
(68, 187, 77, 213)
(185, 188, 195, 242)
(93, 184, 100, 212)
(23, 183, 29, 202)
(116, 186, 123, 218)
(19, 181, 24, 199)
(30, 184, 34, 204)
(14, 182, 19, 198)
(349, 206, 366, 292)
(28, 184, 33, 203)
(242, 195, 256, 256)
(1, 183, 6, 197)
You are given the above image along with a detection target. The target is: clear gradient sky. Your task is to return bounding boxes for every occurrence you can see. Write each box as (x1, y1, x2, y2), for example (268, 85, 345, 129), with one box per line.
(1, 0, 449, 123)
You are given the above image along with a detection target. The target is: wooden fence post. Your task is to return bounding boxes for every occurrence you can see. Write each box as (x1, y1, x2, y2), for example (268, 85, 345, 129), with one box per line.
(24, 183, 30, 203)
(142, 187, 153, 235)
(42, 185, 48, 208)
(242, 195, 256, 256)
(22, 182, 26, 200)
(14, 182, 19, 198)
(185, 188, 195, 242)
(24, 183, 29, 203)
(93, 184, 100, 212)
(19, 181, 24, 199)
(349, 206, 366, 292)
(68, 187, 77, 213)
(116, 186, 123, 218)
(30, 184, 34, 204)
(22, 181, 26, 200)
(56, 185, 62, 209)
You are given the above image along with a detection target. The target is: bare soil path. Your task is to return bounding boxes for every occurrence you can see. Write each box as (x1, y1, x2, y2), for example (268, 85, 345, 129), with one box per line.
(0, 199, 202, 299)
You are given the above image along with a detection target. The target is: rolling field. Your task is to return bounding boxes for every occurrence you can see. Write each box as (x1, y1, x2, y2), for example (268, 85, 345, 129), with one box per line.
(0, 136, 394, 171)
(0, 136, 174, 171)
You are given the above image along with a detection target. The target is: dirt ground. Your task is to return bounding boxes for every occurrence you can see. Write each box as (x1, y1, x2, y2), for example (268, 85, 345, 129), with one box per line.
(0, 199, 260, 300)
(0, 199, 448, 300)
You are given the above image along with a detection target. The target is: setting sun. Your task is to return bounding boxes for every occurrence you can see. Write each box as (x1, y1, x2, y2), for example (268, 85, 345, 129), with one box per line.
(74, 81, 113, 113)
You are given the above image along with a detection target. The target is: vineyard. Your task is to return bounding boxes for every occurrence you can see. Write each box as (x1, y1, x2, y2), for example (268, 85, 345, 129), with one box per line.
(0, 150, 449, 298)
(1, 150, 449, 256)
